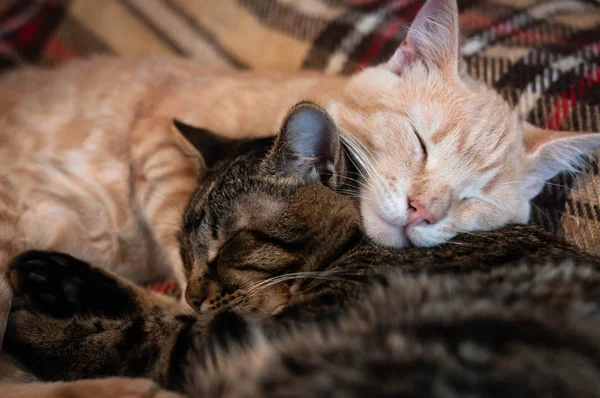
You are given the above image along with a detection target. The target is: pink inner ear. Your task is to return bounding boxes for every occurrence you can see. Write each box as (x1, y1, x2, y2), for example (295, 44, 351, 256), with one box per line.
(386, 0, 459, 75)
(389, 40, 417, 74)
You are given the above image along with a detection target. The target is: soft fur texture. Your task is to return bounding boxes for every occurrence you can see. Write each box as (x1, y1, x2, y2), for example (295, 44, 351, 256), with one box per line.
(5, 103, 600, 397)
(2, 0, 600, 395)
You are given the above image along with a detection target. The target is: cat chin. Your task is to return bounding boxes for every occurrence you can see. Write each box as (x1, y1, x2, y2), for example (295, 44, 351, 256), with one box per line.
(405, 226, 455, 248)
(361, 202, 409, 248)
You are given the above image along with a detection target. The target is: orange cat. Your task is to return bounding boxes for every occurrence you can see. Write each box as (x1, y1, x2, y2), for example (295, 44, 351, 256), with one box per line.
(1, 0, 599, 395)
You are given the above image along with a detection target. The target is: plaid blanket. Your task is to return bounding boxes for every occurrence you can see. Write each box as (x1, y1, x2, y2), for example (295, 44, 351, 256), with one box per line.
(2, 0, 600, 258)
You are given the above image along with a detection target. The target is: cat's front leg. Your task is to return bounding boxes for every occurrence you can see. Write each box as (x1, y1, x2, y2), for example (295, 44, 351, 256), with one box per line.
(9, 250, 143, 319)
(4, 250, 205, 391)
(9, 250, 186, 318)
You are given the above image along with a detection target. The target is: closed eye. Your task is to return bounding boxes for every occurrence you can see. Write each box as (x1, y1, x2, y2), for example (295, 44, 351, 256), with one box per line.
(459, 195, 479, 203)
(461, 196, 496, 207)
(246, 229, 306, 253)
(413, 128, 427, 157)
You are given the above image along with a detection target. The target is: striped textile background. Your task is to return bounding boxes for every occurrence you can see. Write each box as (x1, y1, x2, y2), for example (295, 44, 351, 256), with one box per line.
(2, 0, 600, 256)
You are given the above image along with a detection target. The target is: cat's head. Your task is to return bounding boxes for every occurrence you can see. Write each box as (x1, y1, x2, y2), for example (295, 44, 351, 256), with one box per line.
(176, 102, 360, 314)
(330, 0, 600, 248)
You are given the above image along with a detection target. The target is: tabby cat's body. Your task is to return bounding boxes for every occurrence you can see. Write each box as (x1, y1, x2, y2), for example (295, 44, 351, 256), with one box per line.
(6, 104, 600, 397)
(7, 226, 600, 398)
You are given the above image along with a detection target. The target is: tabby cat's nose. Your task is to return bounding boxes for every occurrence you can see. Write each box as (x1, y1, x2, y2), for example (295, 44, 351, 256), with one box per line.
(185, 280, 208, 311)
(406, 200, 436, 227)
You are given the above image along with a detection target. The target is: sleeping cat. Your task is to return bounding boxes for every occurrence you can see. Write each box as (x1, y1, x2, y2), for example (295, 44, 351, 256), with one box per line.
(5, 102, 600, 397)
(1, 0, 599, 394)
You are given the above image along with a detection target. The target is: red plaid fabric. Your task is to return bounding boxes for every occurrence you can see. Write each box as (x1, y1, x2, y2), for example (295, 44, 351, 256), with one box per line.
(146, 282, 179, 296)
(0, 0, 68, 71)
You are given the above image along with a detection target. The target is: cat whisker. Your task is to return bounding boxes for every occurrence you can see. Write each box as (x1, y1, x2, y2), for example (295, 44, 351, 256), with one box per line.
(501, 180, 573, 190)
(241, 271, 365, 299)
(444, 241, 477, 247)
(334, 189, 379, 202)
(340, 133, 375, 174)
(341, 135, 388, 196)
(343, 148, 371, 186)
(338, 175, 370, 190)
(244, 275, 362, 300)
(530, 202, 555, 226)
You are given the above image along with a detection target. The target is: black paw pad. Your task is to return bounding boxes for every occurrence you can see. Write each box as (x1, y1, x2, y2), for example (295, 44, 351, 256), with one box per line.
(10, 251, 93, 317)
(10, 250, 137, 319)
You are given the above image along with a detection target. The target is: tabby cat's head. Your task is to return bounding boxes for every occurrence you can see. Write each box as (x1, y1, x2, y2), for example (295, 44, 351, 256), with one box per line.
(177, 102, 359, 314)
(331, 0, 600, 248)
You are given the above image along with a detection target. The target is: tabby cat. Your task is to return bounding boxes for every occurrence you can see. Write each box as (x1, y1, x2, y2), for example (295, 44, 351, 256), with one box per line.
(5, 103, 600, 398)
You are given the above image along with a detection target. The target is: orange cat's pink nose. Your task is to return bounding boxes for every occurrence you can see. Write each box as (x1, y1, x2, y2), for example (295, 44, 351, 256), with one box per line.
(406, 200, 436, 227)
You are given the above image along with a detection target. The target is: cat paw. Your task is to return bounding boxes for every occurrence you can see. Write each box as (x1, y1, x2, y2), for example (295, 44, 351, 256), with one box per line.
(9, 250, 138, 318)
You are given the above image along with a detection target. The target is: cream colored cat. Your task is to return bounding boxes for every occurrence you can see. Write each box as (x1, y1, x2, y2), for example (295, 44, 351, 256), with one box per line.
(1, 0, 599, 395)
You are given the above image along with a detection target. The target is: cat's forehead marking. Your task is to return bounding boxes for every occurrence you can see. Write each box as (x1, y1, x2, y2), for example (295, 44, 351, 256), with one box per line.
(481, 171, 504, 195)
(207, 238, 223, 263)
(234, 194, 284, 228)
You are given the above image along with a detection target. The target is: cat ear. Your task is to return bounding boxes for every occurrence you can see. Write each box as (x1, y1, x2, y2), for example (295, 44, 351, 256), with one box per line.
(387, 0, 459, 74)
(268, 101, 346, 189)
(172, 119, 236, 168)
(523, 121, 600, 199)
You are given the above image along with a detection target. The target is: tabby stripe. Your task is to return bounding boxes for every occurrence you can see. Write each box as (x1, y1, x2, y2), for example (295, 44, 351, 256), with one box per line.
(246, 229, 307, 253)
(321, 228, 364, 271)
(412, 317, 600, 369)
(117, 317, 152, 376)
(166, 315, 198, 391)
(229, 263, 272, 274)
